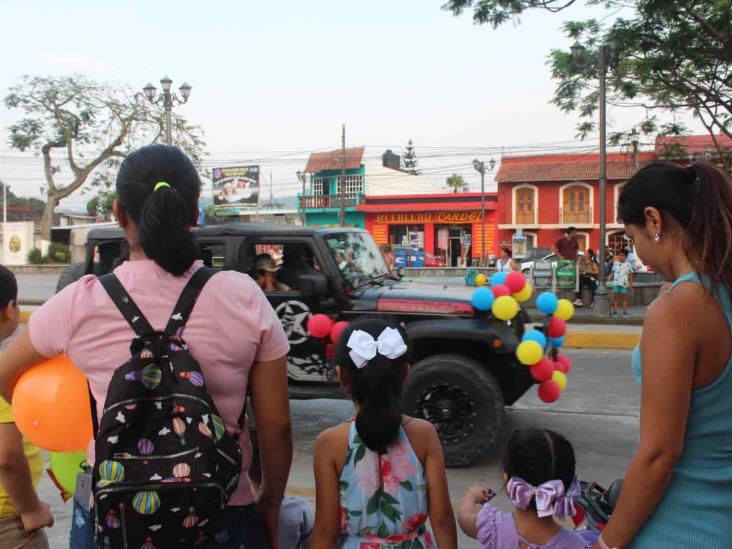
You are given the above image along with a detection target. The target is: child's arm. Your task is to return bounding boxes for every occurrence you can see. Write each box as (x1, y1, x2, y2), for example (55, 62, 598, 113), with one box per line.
(0, 422, 53, 531)
(422, 423, 458, 549)
(458, 486, 495, 538)
(310, 430, 341, 549)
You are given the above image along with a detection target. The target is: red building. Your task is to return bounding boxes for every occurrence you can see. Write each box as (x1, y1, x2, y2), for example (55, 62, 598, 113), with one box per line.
(495, 151, 656, 254)
(359, 192, 499, 267)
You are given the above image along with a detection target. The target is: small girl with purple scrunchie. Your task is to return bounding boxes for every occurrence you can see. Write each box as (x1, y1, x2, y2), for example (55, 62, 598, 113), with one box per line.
(458, 428, 593, 549)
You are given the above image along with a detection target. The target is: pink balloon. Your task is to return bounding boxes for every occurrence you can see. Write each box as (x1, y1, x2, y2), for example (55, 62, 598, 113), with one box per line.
(530, 358, 555, 382)
(504, 271, 526, 294)
(538, 380, 561, 403)
(307, 314, 334, 339)
(492, 284, 511, 298)
(555, 354, 572, 374)
(547, 316, 567, 339)
(329, 321, 351, 344)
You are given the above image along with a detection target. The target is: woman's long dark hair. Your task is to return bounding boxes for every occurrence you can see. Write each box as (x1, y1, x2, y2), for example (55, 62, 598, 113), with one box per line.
(116, 145, 201, 276)
(336, 319, 411, 454)
(618, 161, 732, 291)
(503, 429, 576, 510)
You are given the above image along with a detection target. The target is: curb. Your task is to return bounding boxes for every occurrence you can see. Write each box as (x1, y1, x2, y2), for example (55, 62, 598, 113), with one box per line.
(564, 331, 640, 350)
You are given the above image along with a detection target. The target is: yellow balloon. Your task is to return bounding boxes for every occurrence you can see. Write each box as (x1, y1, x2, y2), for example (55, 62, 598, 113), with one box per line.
(513, 283, 533, 303)
(555, 299, 575, 321)
(492, 295, 519, 321)
(475, 274, 487, 287)
(552, 370, 568, 391)
(516, 340, 544, 365)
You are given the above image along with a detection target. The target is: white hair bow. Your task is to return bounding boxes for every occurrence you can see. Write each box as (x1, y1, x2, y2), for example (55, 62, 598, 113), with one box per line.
(346, 327, 408, 369)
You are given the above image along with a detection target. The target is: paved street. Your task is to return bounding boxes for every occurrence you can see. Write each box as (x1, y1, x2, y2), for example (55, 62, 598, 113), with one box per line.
(37, 349, 638, 548)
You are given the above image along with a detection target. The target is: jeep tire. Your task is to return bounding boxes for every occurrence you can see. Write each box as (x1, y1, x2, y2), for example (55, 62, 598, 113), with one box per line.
(402, 353, 504, 468)
(56, 262, 86, 293)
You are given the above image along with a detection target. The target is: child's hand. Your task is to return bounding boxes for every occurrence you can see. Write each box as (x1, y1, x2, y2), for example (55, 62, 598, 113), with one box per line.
(466, 485, 495, 505)
(20, 501, 54, 532)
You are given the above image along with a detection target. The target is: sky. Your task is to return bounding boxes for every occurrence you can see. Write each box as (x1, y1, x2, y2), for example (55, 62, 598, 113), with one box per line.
(0, 0, 706, 210)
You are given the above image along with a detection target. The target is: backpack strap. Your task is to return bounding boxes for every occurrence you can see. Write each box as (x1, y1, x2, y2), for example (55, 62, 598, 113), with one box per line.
(164, 266, 217, 336)
(98, 273, 155, 337)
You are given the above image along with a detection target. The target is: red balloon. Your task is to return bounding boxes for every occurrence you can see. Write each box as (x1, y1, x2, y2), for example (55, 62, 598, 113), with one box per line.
(307, 314, 334, 339)
(547, 316, 566, 339)
(530, 358, 555, 382)
(504, 271, 526, 294)
(492, 284, 511, 298)
(555, 354, 572, 374)
(329, 321, 351, 344)
(538, 380, 561, 403)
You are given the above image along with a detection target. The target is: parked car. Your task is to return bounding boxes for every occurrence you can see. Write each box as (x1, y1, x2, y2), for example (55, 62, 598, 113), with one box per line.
(59, 224, 534, 467)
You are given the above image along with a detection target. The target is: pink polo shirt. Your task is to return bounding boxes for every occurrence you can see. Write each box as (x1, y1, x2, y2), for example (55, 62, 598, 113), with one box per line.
(28, 259, 290, 506)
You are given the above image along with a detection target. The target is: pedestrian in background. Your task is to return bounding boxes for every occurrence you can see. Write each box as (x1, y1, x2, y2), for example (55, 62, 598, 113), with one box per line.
(496, 247, 520, 272)
(553, 227, 579, 261)
(609, 249, 633, 318)
(593, 162, 732, 548)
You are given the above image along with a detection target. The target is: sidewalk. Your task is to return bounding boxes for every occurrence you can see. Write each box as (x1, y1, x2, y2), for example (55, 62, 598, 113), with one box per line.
(563, 323, 642, 350)
(528, 305, 647, 326)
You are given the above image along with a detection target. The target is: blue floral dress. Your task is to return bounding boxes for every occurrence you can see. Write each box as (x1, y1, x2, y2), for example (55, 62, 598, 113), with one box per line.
(339, 421, 433, 548)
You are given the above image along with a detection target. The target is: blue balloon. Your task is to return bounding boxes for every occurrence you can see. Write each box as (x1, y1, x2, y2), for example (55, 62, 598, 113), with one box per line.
(536, 292, 559, 315)
(471, 287, 495, 312)
(490, 271, 507, 287)
(522, 330, 547, 349)
(550, 336, 565, 348)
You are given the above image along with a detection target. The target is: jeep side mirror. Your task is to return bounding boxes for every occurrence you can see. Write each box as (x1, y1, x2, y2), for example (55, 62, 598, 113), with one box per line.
(299, 273, 328, 297)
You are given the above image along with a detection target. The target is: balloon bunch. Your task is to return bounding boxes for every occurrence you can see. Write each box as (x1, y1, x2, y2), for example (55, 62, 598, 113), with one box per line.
(307, 314, 351, 351)
(516, 293, 575, 403)
(471, 270, 532, 321)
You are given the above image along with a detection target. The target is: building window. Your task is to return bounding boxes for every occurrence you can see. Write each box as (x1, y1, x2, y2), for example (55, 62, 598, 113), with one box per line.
(336, 175, 364, 196)
(389, 225, 425, 248)
(313, 177, 329, 196)
(515, 187, 536, 225)
(562, 185, 591, 224)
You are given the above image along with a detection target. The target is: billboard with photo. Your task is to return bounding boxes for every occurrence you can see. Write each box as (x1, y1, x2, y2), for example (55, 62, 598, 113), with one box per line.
(212, 165, 260, 212)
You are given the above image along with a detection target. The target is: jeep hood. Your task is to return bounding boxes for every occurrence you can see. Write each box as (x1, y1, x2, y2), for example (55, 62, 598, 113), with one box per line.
(356, 280, 476, 316)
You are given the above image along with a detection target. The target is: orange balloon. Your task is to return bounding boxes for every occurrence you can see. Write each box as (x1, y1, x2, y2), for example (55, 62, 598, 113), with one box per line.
(12, 356, 93, 452)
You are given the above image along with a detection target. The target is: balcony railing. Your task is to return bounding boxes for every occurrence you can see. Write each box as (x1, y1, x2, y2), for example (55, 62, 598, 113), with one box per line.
(299, 194, 363, 210)
(560, 206, 593, 225)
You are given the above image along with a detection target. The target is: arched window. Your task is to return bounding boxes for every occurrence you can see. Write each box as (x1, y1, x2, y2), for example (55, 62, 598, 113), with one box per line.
(515, 186, 536, 225)
(561, 184, 592, 224)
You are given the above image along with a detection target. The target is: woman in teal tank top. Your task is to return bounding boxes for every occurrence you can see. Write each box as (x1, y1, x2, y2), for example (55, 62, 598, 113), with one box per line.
(594, 162, 732, 549)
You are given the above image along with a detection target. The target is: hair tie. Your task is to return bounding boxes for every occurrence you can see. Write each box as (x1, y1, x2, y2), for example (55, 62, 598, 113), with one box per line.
(154, 181, 171, 192)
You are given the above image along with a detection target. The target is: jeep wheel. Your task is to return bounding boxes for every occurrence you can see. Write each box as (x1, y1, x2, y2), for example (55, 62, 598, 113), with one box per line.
(402, 354, 504, 468)
(56, 262, 86, 293)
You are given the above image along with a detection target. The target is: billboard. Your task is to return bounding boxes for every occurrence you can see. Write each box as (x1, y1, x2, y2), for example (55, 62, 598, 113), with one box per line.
(212, 165, 260, 212)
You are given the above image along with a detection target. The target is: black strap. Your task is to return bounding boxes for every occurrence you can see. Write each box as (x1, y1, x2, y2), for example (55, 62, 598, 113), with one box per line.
(163, 267, 217, 336)
(98, 274, 155, 337)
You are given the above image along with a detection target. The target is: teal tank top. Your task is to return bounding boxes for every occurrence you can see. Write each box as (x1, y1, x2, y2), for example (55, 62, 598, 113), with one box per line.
(630, 272, 732, 547)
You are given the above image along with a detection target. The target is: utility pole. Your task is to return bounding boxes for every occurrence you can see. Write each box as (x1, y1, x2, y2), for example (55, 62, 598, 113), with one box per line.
(269, 171, 274, 209)
(594, 44, 611, 317)
(339, 124, 346, 226)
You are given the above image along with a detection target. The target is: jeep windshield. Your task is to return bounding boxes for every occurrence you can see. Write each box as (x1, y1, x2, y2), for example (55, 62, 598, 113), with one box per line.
(323, 231, 390, 287)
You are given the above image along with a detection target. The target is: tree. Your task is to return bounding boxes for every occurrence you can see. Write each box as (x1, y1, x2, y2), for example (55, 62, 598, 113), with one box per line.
(4, 75, 207, 239)
(443, 1, 732, 171)
(402, 139, 421, 175)
(446, 173, 469, 193)
(0, 181, 46, 220)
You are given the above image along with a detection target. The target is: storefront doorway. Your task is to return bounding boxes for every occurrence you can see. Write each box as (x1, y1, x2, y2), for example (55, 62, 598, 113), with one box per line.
(436, 224, 472, 267)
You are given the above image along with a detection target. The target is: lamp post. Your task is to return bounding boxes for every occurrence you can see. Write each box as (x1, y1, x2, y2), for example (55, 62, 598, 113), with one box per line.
(296, 170, 307, 225)
(472, 158, 497, 266)
(142, 76, 192, 145)
(571, 40, 613, 317)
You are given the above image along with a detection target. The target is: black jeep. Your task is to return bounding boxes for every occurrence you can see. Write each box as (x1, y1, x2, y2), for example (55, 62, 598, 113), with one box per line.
(62, 223, 534, 467)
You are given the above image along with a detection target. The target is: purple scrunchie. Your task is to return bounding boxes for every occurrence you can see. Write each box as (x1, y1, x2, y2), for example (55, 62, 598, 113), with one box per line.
(507, 475, 580, 520)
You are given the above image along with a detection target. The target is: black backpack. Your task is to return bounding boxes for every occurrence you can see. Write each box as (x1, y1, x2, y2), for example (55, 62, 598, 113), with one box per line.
(92, 267, 243, 548)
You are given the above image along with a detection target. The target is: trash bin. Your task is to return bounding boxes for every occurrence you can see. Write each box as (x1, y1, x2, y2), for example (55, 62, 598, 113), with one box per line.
(411, 249, 425, 268)
(394, 248, 408, 269)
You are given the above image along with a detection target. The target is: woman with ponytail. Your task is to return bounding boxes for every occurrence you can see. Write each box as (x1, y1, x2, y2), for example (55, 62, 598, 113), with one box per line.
(593, 162, 732, 548)
(311, 319, 456, 548)
(0, 145, 293, 548)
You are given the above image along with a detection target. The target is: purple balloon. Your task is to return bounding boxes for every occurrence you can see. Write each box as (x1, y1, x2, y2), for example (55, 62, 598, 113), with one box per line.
(137, 438, 154, 455)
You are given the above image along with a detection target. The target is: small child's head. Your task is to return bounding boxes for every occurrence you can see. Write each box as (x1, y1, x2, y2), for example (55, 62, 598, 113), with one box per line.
(503, 429, 577, 516)
(617, 249, 629, 262)
(335, 319, 411, 454)
(0, 265, 19, 340)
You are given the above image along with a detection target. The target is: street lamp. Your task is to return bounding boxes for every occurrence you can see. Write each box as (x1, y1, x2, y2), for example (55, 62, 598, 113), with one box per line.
(142, 76, 192, 145)
(571, 40, 614, 317)
(296, 170, 307, 225)
(472, 158, 496, 266)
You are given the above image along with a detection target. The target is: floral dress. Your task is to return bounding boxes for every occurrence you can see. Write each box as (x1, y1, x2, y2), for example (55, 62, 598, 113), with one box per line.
(339, 421, 433, 548)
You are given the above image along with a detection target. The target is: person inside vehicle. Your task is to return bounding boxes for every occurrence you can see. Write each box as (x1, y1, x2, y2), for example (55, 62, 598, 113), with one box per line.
(553, 227, 579, 261)
(277, 246, 315, 290)
(254, 254, 290, 292)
